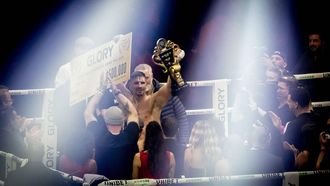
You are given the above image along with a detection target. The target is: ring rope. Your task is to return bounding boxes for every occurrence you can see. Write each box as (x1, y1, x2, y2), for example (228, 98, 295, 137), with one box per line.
(293, 72, 330, 80)
(98, 170, 330, 186)
(311, 101, 330, 108)
(185, 101, 330, 116)
(9, 88, 55, 96)
(8, 72, 330, 95)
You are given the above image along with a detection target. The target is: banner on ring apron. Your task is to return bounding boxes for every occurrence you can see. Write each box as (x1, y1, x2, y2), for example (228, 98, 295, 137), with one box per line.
(212, 79, 228, 137)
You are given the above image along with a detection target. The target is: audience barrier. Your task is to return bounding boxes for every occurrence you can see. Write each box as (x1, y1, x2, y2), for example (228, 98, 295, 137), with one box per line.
(2, 72, 329, 185)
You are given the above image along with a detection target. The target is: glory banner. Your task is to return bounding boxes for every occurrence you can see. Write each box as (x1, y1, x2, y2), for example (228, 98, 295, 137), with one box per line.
(70, 33, 132, 105)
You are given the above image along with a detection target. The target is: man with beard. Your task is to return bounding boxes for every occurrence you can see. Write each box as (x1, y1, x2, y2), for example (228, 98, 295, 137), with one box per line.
(125, 71, 171, 151)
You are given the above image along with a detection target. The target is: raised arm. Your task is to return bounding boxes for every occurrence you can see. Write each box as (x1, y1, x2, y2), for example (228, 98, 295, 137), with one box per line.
(84, 72, 111, 126)
(116, 81, 134, 102)
(84, 91, 103, 126)
(154, 76, 172, 108)
(111, 86, 138, 124)
(112, 88, 139, 123)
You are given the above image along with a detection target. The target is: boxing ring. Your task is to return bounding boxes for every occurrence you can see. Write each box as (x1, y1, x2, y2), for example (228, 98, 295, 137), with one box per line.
(1, 72, 329, 185)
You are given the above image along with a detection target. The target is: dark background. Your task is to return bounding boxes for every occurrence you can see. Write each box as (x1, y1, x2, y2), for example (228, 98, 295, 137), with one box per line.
(0, 0, 329, 116)
(1, 0, 329, 87)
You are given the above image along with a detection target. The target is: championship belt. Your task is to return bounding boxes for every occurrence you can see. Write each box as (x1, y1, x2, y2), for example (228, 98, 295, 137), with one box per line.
(152, 38, 187, 91)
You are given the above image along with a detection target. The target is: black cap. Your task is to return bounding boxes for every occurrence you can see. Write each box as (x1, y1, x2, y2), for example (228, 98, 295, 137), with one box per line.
(126, 71, 146, 90)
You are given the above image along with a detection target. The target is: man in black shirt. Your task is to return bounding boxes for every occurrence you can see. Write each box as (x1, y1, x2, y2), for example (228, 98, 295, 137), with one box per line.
(84, 84, 139, 179)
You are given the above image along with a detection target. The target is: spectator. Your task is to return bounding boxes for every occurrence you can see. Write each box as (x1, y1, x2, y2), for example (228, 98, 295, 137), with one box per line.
(249, 75, 297, 159)
(293, 32, 330, 74)
(0, 107, 27, 159)
(132, 121, 175, 179)
(0, 85, 13, 110)
(268, 76, 298, 134)
(184, 120, 229, 177)
(283, 86, 324, 171)
(293, 31, 330, 103)
(229, 124, 284, 186)
(4, 139, 68, 186)
(231, 123, 284, 174)
(269, 51, 292, 76)
(161, 116, 185, 177)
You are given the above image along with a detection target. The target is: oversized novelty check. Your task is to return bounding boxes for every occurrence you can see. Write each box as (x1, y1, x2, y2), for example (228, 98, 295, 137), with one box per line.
(70, 32, 132, 105)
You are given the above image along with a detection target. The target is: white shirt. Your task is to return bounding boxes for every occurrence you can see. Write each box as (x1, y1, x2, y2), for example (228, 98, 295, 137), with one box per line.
(54, 62, 71, 88)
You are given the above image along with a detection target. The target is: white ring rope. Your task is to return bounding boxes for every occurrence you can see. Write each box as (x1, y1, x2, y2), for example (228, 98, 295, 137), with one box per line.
(185, 101, 330, 116)
(9, 88, 55, 96)
(186, 80, 226, 87)
(185, 108, 215, 116)
(7, 72, 330, 95)
(293, 72, 330, 80)
(186, 108, 235, 116)
(97, 170, 330, 186)
(311, 101, 330, 108)
(0, 151, 84, 184)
